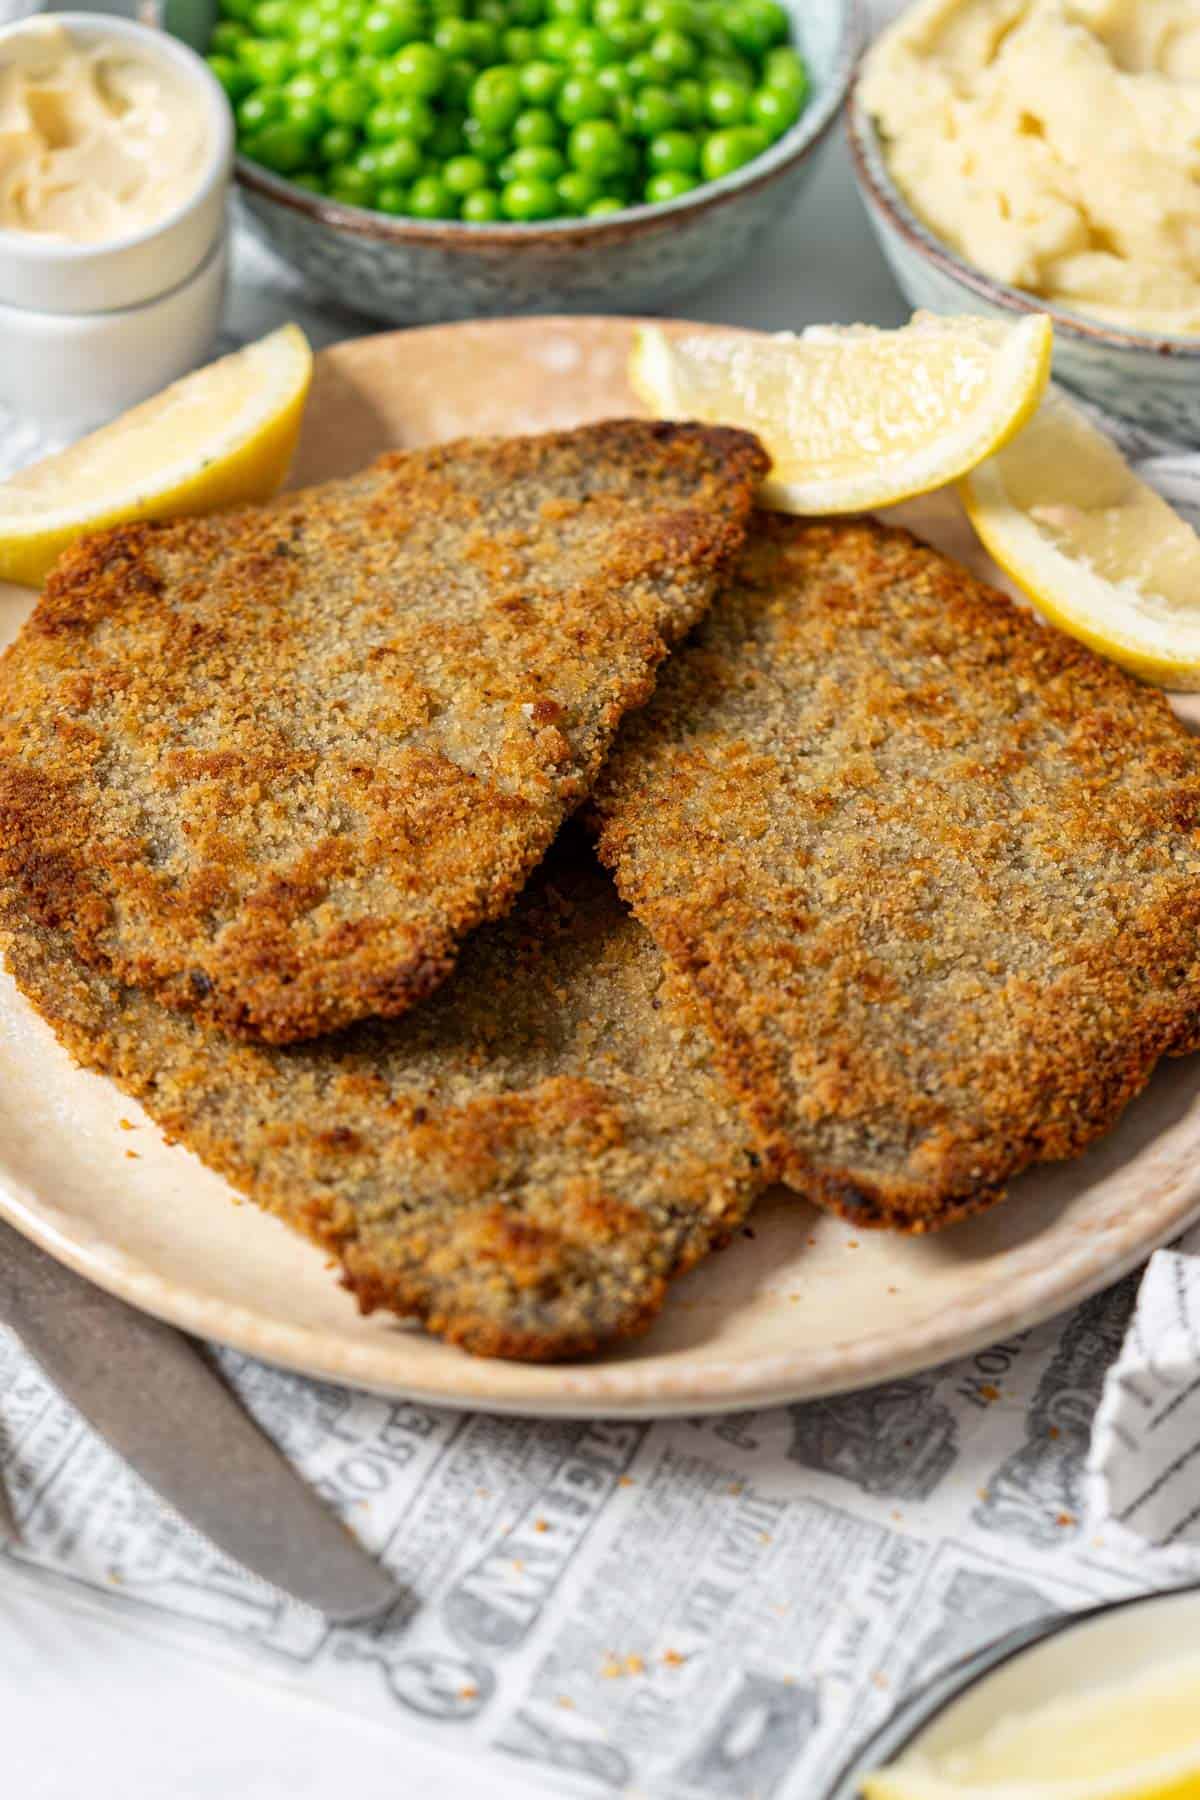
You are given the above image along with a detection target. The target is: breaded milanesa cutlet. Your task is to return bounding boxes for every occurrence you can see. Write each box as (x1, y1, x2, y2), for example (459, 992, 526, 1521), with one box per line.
(0, 421, 766, 1045)
(0, 835, 765, 1360)
(595, 514, 1200, 1231)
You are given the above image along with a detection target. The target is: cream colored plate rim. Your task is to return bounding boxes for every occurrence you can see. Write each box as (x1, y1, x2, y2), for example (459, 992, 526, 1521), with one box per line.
(0, 314, 1196, 1418)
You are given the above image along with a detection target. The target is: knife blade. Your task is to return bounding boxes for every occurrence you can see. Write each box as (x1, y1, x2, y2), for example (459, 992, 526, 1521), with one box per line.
(0, 1219, 403, 1624)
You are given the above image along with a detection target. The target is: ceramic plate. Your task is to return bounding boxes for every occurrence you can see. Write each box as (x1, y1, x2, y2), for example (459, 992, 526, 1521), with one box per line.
(3, 316, 1199, 1418)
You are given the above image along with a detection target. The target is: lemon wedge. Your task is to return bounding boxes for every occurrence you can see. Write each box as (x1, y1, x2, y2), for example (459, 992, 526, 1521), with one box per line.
(628, 312, 1052, 514)
(961, 389, 1200, 689)
(0, 324, 313, 588)
(862, 1656, 1200, 1800)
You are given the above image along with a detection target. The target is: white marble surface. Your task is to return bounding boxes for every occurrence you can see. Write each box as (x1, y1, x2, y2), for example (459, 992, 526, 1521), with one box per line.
(2, 127, 909, 1800)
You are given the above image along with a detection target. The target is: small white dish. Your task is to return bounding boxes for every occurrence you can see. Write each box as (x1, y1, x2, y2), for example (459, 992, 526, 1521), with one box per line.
(0, 234, 227, 441)
(0, 11, 233, 315)
(826, 1584, 1200, 1795)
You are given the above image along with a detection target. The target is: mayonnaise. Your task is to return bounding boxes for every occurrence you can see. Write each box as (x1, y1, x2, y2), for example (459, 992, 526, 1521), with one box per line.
(861, 0, 1200, 337)
(0, 20, 210, 243)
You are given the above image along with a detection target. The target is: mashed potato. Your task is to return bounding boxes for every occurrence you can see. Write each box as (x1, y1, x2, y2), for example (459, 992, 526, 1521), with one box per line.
(861, 0, 1200, 336)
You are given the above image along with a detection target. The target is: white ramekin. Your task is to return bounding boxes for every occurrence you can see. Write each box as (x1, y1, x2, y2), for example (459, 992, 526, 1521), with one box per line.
(0, 233, 228, 440)
(0, 11, 234, 315)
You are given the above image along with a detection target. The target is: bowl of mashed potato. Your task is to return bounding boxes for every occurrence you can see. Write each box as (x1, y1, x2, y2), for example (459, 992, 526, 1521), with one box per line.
(850, 0, 1200, 444)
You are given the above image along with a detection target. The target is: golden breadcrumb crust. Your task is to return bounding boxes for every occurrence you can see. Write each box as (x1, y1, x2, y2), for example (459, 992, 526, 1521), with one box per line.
(595, 514, 1200, 1231)
(0, 835, 765, 1360)
(0, 421, 767, 1045)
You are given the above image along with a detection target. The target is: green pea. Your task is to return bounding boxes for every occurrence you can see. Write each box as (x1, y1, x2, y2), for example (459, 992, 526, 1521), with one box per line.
(548, 0, 590, 17)
(501, 175, 559, 218)
(699, 121, 761, 178)
(508, 0, 545, 22)
(624, 51, 659, 84)
(329, 164, 376, 205)
(290, 5, 325, 38)
(750, 82, 799, 136)
(519, 59, 564, 103)
(218, 0, 255, 19)
(210, 20, 248, 55)
(470, 65, 523, 129)
(206, 54, 255, 101)
(612, 90, 638, 131)
(466, 19, 503, 60)
(355, 144, 383, 177)
(361, 6, 416, 53)
(510, 107, 557, 146)
(430, 0, 467, 14)
(432, 16, 475, 57)
(374, 135, 425, 179)
(443, 151, 490, 193)
(538, 18, 580, 58)
(631, 84, 680, 134)
(556, 166, 602, 210)
(596, 61, 634, 96)
(389, 41, 446, 95)
(557, 73, 611, 123)
(646, 127, 698, 171)
(567, 115, 624, 175)
(764, 44, 807, 97)
(672, 74, 704, 121)
(644, 167, 696, 201)
(238, 36, 294, 82)
(326, 77, 373, 123)
(721, 0, 787, 54)
(252, 0, 290, 33)
(237, 87, 286, 132)
(364, 100, 399, 140)
(704, 75, 749, 124)
(407, 173, 454, 214)
(462, 187, 503, 219)
(568, 26, 618, 68)
(586, 194, 624, 214)
(645, 0, 692, 23)
(506, 143, 564, 177)
(503, 25, 540, 61)
(376, 181, 411, 212)
(593, 0, 636, 25)
(390, 94, 438, 137)
(604, 18, 649, 51)
(284, 95, 328, 136)
(318, 122, 360, 163)
(245, 121, 308, 170)
(463, 116, 510, 159)
(702, 51, 755, 84)
(647, 26, 698, 72)
(475, 0, 508, 20)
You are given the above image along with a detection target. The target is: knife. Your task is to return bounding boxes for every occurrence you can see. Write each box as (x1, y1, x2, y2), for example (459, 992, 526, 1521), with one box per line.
(0, 1219, 403, 1624)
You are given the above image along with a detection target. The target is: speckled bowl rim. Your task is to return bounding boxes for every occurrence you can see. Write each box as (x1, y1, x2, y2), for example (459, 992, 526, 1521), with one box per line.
(847, 77, 1200, 361)
(233, 0, 861, 248)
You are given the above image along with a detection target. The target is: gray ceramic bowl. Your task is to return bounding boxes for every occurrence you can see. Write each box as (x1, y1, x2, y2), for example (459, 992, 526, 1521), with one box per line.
(848, 85, 1200, 447)
(226, 1, 859, 325)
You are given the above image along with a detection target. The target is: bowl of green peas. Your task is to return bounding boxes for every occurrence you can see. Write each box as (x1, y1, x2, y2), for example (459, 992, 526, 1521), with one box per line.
(200, 0, 858, 322)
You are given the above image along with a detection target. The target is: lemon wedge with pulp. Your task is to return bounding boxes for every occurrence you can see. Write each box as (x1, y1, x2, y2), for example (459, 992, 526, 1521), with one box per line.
(0, 323, 313, 588)
(628, 311, 1052, 513)
(861, 1654, 1200, 1800)
(961, 388, 1200, 689)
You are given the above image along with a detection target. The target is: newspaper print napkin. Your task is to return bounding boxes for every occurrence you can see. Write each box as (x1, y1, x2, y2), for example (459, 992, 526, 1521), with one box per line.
(1092, 1224, 1200, 1548)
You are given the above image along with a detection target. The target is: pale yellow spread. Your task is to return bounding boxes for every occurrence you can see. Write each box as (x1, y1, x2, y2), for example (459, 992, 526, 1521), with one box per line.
(0, 21, 209, 243)
(861, 0, 1200, 335)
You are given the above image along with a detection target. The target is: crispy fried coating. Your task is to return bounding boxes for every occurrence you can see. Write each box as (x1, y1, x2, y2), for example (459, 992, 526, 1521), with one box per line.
(0, 421, 767, 1045)
(0, 835, 764, 1360)
(595, 514, 1200, 1231)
